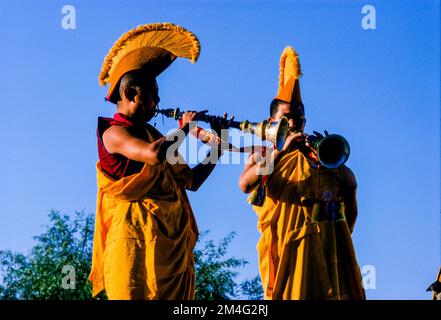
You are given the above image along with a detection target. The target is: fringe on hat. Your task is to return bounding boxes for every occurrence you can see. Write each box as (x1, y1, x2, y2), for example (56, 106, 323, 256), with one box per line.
(277, 46, 302, 94)
(99, 23, 201, 86)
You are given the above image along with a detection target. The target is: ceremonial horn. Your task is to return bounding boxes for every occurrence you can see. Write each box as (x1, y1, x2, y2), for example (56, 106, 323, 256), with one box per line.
(238, 117, 289, 152)
(309, 134, 350, 169)
(155, 107, 290, 151)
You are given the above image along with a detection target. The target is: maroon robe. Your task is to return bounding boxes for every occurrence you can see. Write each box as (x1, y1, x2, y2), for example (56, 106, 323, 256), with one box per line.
(97, 113, 148, 180)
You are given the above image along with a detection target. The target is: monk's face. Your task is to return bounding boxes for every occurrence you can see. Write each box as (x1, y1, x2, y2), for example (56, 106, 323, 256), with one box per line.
(134, 79, 160, 122)
(271, 101, 305, 132)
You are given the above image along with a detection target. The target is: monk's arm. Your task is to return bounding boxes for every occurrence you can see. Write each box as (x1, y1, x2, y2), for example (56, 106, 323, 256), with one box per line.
(343, 167, 358, 234)
(239, 153, 265, 193)
(239, 132, 302, 193)
(102, 124, 191, 166)
(186, 115, 232, 192)
(345, 191, 358, 234)
(186, 147, 222, 192)
(238, 147, 289, 194)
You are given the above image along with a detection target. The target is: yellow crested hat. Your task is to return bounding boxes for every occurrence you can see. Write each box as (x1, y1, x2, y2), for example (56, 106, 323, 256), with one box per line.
(275, 46, 302, 104)
(99, 23, 201, 103)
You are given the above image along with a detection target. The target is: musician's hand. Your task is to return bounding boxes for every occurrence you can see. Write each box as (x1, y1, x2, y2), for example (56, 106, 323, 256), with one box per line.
(281, 132, 305, 152)
(306, 130, 329, 147)
(315, 130, 329, 138)
(179, 111, 198, 129)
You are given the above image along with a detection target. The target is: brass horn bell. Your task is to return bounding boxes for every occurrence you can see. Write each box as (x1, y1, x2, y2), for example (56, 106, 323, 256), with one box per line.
(310, 134, 350, 169)
(239, 117, 289, 151)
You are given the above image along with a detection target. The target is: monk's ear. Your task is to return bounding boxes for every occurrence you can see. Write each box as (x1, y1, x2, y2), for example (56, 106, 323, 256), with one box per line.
(123, 86, 138, 102)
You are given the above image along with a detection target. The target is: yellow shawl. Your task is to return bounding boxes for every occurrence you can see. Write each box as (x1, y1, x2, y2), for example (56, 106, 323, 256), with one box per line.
(89, 124, 198, 299)
(253, 149, 365, 300)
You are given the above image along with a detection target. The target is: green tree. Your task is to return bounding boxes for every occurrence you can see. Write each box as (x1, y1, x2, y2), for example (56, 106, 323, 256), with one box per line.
(0, 210, 262, 300)
(194, 231, 263, 300)
(0, 210, 103, 300)
(239, 275, 264, 300)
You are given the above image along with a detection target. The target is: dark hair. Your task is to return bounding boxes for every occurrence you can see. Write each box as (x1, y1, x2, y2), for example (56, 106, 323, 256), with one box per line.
(109, 70, 156, 103)
(269, 98, 306, 130)
(269, 99, 305, 116)
(270, 99, 289, 118)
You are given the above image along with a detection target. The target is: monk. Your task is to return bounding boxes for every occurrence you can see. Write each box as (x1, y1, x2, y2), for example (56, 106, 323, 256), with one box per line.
(239, 47, 366, 300)
(89, 23, 222, 300)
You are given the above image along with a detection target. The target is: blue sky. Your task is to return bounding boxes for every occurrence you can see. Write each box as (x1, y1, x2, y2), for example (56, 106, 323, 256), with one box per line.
(0, 0, 439, 299)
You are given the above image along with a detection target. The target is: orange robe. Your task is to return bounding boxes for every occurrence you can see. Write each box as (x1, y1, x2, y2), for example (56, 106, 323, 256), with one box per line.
(88, 124, 198, 300)
(253, 149, 365, 300)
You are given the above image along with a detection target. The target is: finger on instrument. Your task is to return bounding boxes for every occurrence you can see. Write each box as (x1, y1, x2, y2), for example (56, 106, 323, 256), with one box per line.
(313, 130, 324, 139)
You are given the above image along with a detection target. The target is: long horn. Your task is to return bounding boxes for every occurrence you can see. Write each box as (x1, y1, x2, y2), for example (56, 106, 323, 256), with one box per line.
(155, 107, 290, 151)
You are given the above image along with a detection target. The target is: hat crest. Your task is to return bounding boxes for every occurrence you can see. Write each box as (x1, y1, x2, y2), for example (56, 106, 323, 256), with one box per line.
(98, 23, 201, 102)
(99, 23, 200, 100)
(275, 46, 302, 103)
